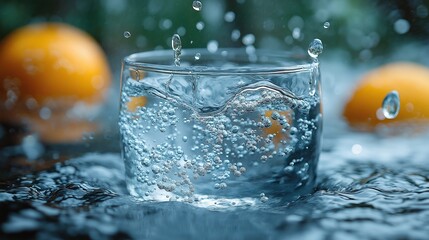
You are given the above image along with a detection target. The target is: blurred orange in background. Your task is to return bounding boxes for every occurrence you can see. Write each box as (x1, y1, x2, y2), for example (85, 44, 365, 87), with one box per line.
(343, 62, 429, 131)
(0, 22, 111, 143)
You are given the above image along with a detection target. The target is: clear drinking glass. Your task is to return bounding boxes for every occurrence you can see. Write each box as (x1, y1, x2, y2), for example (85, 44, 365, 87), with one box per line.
(119, 49, 322, 207)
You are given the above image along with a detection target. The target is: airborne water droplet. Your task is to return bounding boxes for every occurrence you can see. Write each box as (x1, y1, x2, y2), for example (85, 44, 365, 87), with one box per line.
(192, 1, 202, 11)
(123, 31, 131, 38)
(323, 22, 330, 29)
(382, 91, 400, 119)
(171, 34, 182, 66)
(171, 34, 182, 51)
(308, 39, 323, 58)
(194, 53, 201, 60)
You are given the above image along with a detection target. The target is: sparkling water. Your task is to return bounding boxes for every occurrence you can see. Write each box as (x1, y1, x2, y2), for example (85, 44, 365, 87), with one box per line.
(119, 50, 322, 206)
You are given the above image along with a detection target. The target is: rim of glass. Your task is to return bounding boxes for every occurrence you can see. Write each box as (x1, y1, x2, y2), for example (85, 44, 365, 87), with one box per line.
(124, 48, 318, 76)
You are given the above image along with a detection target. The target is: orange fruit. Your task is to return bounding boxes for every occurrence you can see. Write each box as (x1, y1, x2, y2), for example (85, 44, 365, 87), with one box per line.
(127, 96, 147, 112)
(126, 68, 147, 112)
(0, 22, 111, 143)
(343, 62, 429, 130)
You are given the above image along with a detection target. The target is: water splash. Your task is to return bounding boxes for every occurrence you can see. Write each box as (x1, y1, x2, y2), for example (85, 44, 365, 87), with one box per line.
(308, 39, 323, 58)
(192, 1, 202, 11)
(382, 91, 400, 119)
(171, 34, 182, 66)
(123, 31, 131, 38)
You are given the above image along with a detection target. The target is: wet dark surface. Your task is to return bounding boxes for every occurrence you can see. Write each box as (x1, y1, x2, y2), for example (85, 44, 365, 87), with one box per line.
(1, 130, 428, 240)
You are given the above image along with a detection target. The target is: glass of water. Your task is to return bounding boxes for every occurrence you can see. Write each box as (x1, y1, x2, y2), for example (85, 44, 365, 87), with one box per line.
(119, 49, 322, 207)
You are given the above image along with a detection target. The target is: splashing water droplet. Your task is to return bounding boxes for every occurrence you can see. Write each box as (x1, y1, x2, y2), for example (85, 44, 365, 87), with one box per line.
(323, 22, 330, 29)
(172, 34, 182, 51)
(123, 31, 131, 38)
(308, 39, 323, 58)
(192, 1, 202, 11)
(194, 53, 201, 60)
(382, 91, 400, 119)
(171, 34, 182, 66)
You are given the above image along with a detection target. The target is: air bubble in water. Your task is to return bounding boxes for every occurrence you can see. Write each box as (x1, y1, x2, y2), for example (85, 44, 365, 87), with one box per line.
(307, 39, 323, 58)
(382, 91, 400, 119)
(194, 53, 201, 60)
(171, 34, 182, 66)
(192, 1, 202, 11)
(323, 22, 330, 29)
(123, 31, 131, 38)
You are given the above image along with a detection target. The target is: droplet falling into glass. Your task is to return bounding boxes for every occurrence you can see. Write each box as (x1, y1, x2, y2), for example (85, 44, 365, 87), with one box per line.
(308, 39, 323, 58)
(124, 31, 131, 38)
(382, 91, 400, 119)
(242, 34, 255, 46)
(192, 1, 202, 11)
(171, 34, 182, 66)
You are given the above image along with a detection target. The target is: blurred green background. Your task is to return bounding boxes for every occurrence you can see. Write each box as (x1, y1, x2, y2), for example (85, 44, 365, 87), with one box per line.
(1, 0, 428, 74)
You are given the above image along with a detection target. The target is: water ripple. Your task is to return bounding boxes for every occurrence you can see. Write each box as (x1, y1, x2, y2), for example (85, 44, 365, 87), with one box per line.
(1, 132, 429, 239)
